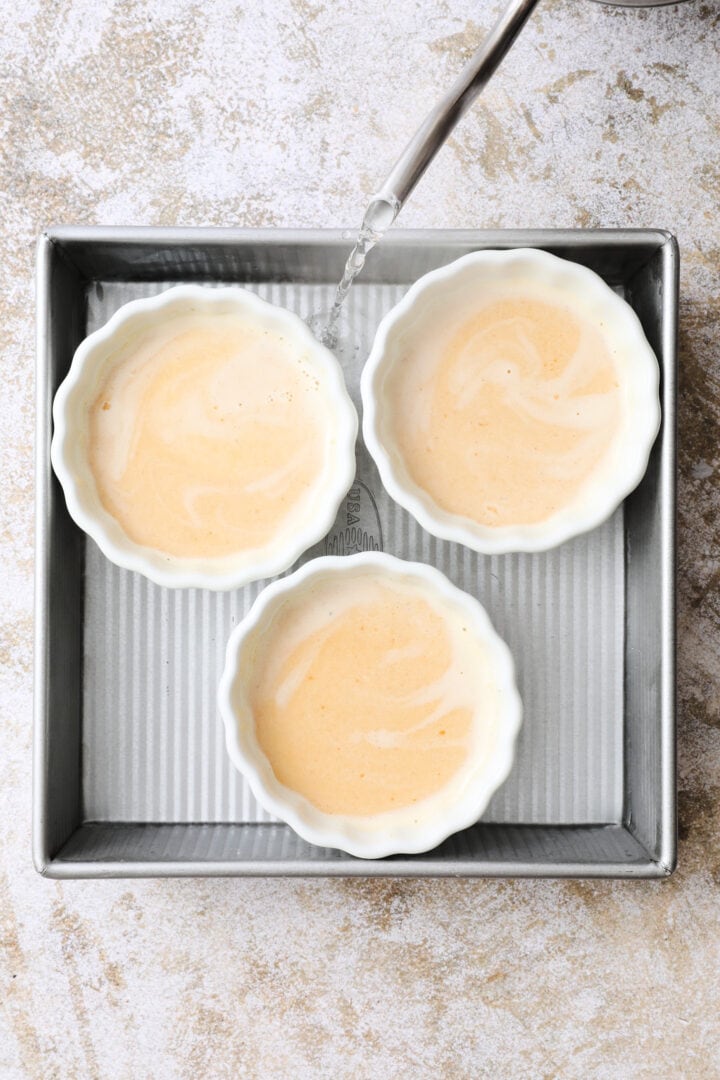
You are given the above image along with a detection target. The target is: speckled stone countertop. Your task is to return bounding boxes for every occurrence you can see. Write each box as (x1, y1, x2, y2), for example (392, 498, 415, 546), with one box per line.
(2, 1, 719, 1076)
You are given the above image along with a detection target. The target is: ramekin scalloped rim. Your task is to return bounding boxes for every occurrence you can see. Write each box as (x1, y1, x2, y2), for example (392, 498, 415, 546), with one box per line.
(361, 248, 661, 554)
(51, 285, 358, 590)
(218, 551, 523, 859)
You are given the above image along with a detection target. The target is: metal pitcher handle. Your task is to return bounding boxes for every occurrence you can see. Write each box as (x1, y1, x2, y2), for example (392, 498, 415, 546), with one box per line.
(373, 0, 541, 213)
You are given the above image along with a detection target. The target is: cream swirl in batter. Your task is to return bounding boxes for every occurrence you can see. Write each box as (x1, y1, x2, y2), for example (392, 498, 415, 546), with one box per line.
(89, 311, 330, 559)
(383, 292, 622, 527)
(247, 570, 503, 817)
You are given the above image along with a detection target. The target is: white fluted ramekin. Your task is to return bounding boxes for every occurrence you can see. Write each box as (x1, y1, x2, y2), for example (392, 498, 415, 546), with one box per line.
(218, 551, 522, 859)
(361, 248, 660, 554)
(51, 285, 358, 589)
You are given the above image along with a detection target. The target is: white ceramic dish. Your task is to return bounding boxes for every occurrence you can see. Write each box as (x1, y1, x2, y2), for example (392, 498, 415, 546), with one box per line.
(51, 285, 358, 589)
(361, 248, 661, 554)
(218, 551, 522, 859)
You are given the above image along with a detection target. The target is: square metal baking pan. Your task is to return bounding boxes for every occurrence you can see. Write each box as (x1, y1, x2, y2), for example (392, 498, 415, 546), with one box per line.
(34, 226, 677, 878)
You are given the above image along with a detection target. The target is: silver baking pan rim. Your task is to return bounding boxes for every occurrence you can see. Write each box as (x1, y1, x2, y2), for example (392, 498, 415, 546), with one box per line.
(34, 226, 677, 879)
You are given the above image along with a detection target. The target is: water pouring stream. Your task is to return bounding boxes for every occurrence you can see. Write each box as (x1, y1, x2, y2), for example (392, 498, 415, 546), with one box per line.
(310, 196, 399, 348)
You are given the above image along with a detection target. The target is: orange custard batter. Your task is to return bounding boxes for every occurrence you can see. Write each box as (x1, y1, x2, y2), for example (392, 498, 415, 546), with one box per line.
(89, 311, 330, 559)
(246, 571, 502, 817)
(384, 292, 622, 527)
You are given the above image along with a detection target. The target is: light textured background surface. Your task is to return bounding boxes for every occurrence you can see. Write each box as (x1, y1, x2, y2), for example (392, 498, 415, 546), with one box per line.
(2, 0, 719, 1076)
